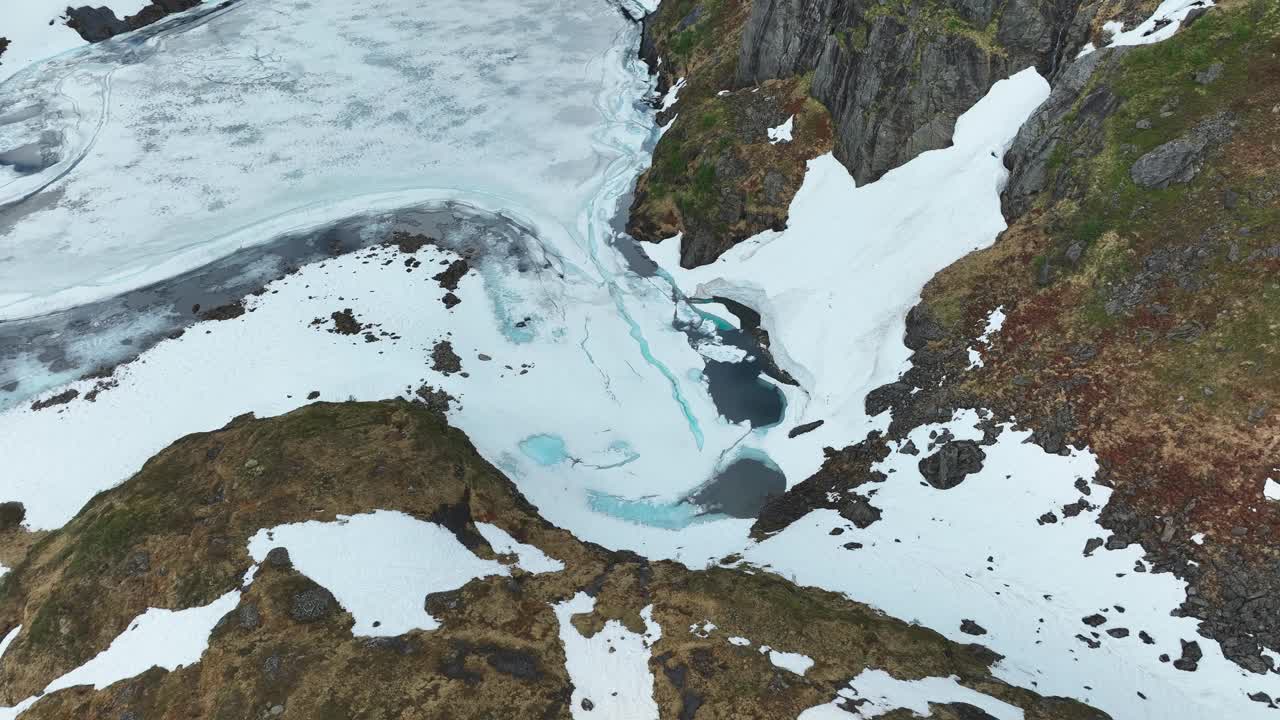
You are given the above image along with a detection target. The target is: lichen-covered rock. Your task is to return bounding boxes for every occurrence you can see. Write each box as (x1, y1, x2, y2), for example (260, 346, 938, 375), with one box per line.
(1129, 111, 1235, 189)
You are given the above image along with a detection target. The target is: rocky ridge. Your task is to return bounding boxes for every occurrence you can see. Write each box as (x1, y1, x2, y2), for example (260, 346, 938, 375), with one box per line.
(0, 402, 1106, 718)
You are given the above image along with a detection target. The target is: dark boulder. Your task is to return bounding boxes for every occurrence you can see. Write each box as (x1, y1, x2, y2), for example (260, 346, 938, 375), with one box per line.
(918, 440, 985, 489)
(0, 501, 25, 531)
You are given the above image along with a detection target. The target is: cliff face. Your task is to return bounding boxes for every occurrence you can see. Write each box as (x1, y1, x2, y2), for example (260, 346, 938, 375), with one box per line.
(740, 0, 1096, 185)
(633, 0, 1113, 267)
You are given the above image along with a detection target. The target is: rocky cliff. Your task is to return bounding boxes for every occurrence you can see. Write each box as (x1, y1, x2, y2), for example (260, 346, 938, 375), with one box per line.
(631, 0, 1124, 267)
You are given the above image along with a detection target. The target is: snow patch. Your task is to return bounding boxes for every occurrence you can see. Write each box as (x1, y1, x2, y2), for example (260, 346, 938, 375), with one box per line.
(766, 648, 813, 675)
(554, 592, 662, 719)
(44, 590, 240, 693)
(661, 77, 687, 112)
(967, 305, 1006, 369)
(650, 68, 1051, 487)
(1264, 478, 1280, 501)
(247, 510, 512, 636)
(1106, 0, 1213, 48)
(0, 624, 19, 664)
(475, 521, 565, 573)
(767, 115, 794, 144)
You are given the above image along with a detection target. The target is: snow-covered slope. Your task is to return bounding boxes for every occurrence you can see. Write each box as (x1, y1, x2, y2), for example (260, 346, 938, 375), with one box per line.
(0, 0, 1274, 718)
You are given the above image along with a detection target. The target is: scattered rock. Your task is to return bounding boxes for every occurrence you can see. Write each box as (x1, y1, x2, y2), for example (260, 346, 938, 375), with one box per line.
(239, 602, 261, 630)
(960, 620, 987, 636)
(65, 6, 129, 42)
(414, 384, 454, 417)
(31, 388, 79, 411)
(1106, 628, 1129, 638)
(306, 391, 320, 400)
(123, 550, 151, 576)
(201, 300, 247, 322)
(431, 340, 463, 375)
(581, 698, 595, 711)
(788, 420, 825, 438)
(1082, 614, 1107, 627)
(330, 309, 362, 335)
(1136, 118, 1153, 130)
(433, 259, 470, 291)
(389, 232, 431, 254)
(1083, 538, 1104, 556)
(1193, 62, 1223, 85)
(442, 292, 461, 309)
(1173, 639, 1202, 672)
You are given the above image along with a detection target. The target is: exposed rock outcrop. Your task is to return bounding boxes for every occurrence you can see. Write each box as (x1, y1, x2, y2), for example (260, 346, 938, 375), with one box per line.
(1128, 111, 1235, 189)
(66, 0, 202, 44)
(1002, 45, 1130, 220)
(738, 0, 1097, 185)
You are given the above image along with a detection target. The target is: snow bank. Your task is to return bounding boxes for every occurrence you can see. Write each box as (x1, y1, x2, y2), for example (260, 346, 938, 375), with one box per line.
(248, 511, 511, 636)
(553, 593, 662, 720)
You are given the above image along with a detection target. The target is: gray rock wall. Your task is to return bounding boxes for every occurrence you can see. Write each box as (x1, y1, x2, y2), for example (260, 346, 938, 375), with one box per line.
(736, 0, 1098, 185)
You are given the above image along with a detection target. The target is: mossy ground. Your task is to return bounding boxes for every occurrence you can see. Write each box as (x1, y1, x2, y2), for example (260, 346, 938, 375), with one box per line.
(629, 1, 833, 267)
(631, 74, 832, 265)
(917, 0, 1280, 590)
